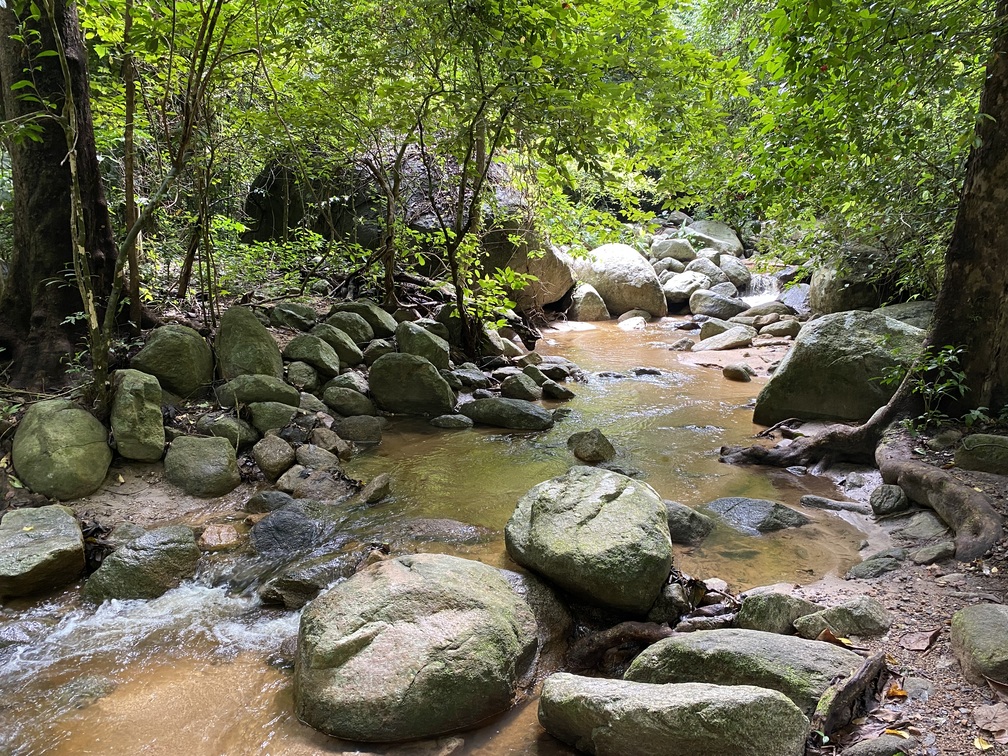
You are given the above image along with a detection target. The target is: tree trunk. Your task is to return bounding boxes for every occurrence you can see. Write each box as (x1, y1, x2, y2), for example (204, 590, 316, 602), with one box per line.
(927, 0, 1008, 415)
(0, 0, 116, 388)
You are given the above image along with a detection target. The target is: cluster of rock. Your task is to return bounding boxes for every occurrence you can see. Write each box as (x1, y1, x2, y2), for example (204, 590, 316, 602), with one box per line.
(289, 464, 894, 751)
(3, 297, 587, 601)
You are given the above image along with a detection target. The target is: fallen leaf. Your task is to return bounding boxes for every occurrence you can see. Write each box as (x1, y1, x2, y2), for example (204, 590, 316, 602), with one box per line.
(985, 676, 1008, 703)
(10, 476, 22, 489)
(899, 628, 941, 651)
(817, 627, 864, 651)
(886, 683, 909, 699)
(886, 653, 901, 666)
(0, 454, 8, 469)
(975, 487, 984, 492)
(21, 526, 33, 532)
(884, 729, 911, 739)
(117, 474, 125, 485)
(975, 736, 994, 751)
(975, 703, 1008, 733)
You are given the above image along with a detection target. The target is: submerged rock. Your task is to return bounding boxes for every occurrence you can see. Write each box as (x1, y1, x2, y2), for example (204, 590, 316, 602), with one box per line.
(459, 397, 554, 431)
(294, 553, 539, 741)
(664, 500, 715, 545)
(705, 497, 809, 535)
(84, 526, 200, 602)
(538, 674, 808, 756)
(567, 428, 616, 463)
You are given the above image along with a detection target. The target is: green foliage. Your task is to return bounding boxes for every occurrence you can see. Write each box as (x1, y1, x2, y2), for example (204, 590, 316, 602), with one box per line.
(880, 344, 969, 431)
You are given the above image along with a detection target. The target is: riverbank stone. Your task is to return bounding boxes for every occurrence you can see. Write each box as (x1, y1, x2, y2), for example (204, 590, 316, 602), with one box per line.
(460, 398, 554, 431)
(325, 311, 374, 345)
(164, 436, 240, 497)
(0, 505, 85, 598)
(568, 283, 610, 321)
(664, 500, 715, 545)
(84, 525, 200, 601)
(570, 243, 667, 318)
(270, 302, 316, 331)
(294, 553, 539, 741)
(955, 433, 1008, 475)
(735, 592, 823, 635)
(216, 373, 299, 408)
(131, 324, 214, 397)
(753, 311, 924, 425)
(215, 306, 283, 380)
(336, 415, 383, 444)
(625, 628, 863, 716)
(705, 497, 809, 535)
(538, 674, 808, 756)
(505, 466, 672, 613)
(501, 373, 543, 401)
(369, 353, 457, 416)
(395, 321, 450, 370)
(688, 289, 749, 319)
(682, 219, 744, 256)
(951, 604, 1008, 685)
(282, 334, 341, 377)
(567, 429, 616, 463)
(310, 323, 365, 366)
(329, 299, 398, 338)
(253, 436, 296, 480)
(322, 387, 376, 417)
(431, 414, 474, 429)
(870, 484, 910, 516)
(110, 369, 165, 461)
(12, 399, 112, 500)
(794, 596, 892, 639)
(195, 413, 259, 450)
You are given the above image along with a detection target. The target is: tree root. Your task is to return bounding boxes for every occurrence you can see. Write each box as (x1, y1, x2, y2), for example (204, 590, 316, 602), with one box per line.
(566, 621, 676, 672)
(876, 439, 1003, 560)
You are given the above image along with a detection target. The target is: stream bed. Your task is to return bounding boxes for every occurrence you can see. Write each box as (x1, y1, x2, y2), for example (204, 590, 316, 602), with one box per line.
(1, 320, 872, 755)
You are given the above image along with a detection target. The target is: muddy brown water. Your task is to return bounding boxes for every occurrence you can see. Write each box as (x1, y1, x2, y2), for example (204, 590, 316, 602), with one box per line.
(0, 320, 869, 755)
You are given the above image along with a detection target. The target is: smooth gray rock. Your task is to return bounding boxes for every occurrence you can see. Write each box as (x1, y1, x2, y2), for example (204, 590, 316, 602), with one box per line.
(760, 319, 802, 338)
(131, 324, 213, 397)
(869, 484, 910, 516)
(663, 271, 711, 307)
(693, 325, 757, 351)
(294, 553, 539, 741)
(718, 254, 752, 290)
(951, 603, 1008, 685)
(651, 237, 696, 262)
(501, 373, 543, 401)
(369, 353, 457, 416)
(217, 373, 300, 408)
(460, 398, 554, 431)
(910, 541, 956, 565)
(322, 387, 376, 417)
(195, 413, 259, 450)
(395, 321, 450, 370)
(894, 511, 950, 540)
(215, 306, 283, 380)
(754, 311, 924, 425)
(688, 289, 749, 319)
(625, 627, 863, 715)
(324, 311, 374, 345)
(706, 497, 810, 535)
(335, 415, 383, 445)
(846, 549, 906, 579)
(431, 414, 474, 429)
(295, 444, 342, 472)
(253, 435, 296, 480)
(684, 257, 730, 286)
(955, 433, 1008, 475)
(873, 300, 935, 330)
(505, 466, 672, 612)
(282, 334, 341, 377)
(793, 596, 892, 639)
(734, 592, 823, 635)
(248, 401, 298, 433)
(84, 526, 200, 601)
(285, 361, 319, 393)
(570, 243, 668, 318)
(251, 506, 321, 555)
(12, 399, 112, 500)
(664, 500, 715, 545)
(0, 506, 84, 598)
(539, 674, 808, 756)
(329, 299, 398, 338)
(841, 734, 918, 756)
(682, 220, 744, 256)
(270, 302, 317, 331)
(111, 369, 165, 461)
(310, 323, 365, 366)
(542, 380, 576, 401)
(567, 428, 616, 463)
(723, 363, 753, 382)
(163, 436, 240, 497)
(568, 282, 611, 321)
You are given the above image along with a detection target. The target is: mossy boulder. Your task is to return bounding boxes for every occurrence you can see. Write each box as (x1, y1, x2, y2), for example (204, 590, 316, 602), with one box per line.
(12, 399, 112, 500)
(369, 353, 457, 416)
(84, 525, 200, 601)
(951, 603, 1008, 685)
(328, 298, 398, 338)
(955, 434, 1008, 475)
(163, 436, 240, 497)
(0, 505, 85, 598)
(395, 321, 450, 370)
(131, 324, 214, 397)
(460, 397, 554, 431)
(216, 373, 300, 408)
(110, 369, 165, 461)
(215, 306, 283, 380)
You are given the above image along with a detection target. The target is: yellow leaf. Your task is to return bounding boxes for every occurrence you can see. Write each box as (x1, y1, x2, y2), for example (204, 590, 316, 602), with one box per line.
(0, 454, 9, 469)
(21, 526, 33, 532)
(117, 474, 125, 485)
(975, 487, 984, 492)
(976, 737, 994, 751)
(884, 729, 911, 739)
(886, 683, 908, 699)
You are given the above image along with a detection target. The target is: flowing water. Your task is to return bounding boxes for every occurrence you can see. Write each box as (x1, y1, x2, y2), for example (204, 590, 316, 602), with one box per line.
(0, 319, 869, 755)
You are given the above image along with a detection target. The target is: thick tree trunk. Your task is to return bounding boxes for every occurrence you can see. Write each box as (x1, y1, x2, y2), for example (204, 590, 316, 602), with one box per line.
(0, 0, 116, 388)
(928, 0, 1008, 415)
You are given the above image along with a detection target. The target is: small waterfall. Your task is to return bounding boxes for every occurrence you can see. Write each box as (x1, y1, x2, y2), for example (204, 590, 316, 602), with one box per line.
(743, 273, 780, 306)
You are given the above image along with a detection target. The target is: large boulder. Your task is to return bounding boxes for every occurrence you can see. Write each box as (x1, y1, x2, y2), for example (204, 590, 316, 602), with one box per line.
(663, 271, 711, 307)
(538, 674, 808, 756)
(873, 300, 935, 330)
(110, 369, 165, 462)
(163, 436, 241, 497)
(328, 299, 398, 338)
(484, 243, 574, 311)
(282, 334, 341, 377)
(693, 325, 757, 351)
(269, 302, 317, 331)
(12, 399, 112, 500)
(809, 247, 894, 316)
(369, 353, 457, 416)
(718, 254, 752, 290)
(131, 324, 214, 397)
(706, 497, 809, 535)
(570, 243, 667, 318)
(215, 306, 283, 380)
(681, 220, 744, 256)
(0, 505, 85, 598)
(83, 526, 201, 602)
(395, 321, 450, 370)
(684, 257, 730, 286)
(651, 237, 696, 262)
(568, 283, 610, 321)
(955, 434, 1008, 475)
(753, 311, 924, 425)
(624, 628, 863, 716)
(459, 397, 554, 431)
(324, 311, 374, 345)
(294, 553, 539, 741)
(688, 289, 749, 319)
(505, 466, 672, 613)
(310, 323, 365, 366)
(951, 603, 1008, 685)
(735, 592, 823, 635)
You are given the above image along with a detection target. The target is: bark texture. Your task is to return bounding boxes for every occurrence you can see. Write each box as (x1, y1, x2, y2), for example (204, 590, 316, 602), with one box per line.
(0, 0, 116, 387)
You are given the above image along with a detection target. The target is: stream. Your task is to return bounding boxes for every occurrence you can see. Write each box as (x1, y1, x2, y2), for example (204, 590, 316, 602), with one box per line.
(0, 319, 871, 755)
